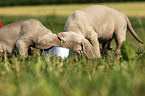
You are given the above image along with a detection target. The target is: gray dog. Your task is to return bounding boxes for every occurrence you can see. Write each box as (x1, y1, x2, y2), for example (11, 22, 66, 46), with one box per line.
(58, 5, 144, 59)
(0, 19, 60, 57)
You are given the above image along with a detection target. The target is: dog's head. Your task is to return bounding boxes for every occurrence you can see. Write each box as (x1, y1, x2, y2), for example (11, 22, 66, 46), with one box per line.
(57, 31, 95, 59)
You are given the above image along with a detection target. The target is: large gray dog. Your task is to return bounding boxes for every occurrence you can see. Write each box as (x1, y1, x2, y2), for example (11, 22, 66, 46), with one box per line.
(0, 19, 60, 57)
(58, 5, 144, 59)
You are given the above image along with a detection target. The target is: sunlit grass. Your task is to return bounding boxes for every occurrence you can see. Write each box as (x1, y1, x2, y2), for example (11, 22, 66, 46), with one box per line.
(0, 2, 145, 17)
(0, 2, 145, 96)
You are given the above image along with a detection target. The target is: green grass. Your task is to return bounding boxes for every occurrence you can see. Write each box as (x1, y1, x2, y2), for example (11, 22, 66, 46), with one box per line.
(0, 14, 145, 96)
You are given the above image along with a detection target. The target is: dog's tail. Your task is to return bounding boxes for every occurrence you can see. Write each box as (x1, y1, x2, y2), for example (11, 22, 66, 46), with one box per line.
(125, 15, 144, 44)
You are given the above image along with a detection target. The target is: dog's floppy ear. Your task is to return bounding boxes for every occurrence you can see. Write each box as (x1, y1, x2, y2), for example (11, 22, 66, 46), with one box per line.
(36, 33, 60, 49)
(82, 37, 95, 59)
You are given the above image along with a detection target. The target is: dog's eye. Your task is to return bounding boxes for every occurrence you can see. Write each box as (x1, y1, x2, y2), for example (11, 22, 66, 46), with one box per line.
(57, 36, 61, 41)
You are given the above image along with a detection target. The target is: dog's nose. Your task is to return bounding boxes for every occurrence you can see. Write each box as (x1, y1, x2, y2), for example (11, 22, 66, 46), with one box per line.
(59, 40, 64, 47)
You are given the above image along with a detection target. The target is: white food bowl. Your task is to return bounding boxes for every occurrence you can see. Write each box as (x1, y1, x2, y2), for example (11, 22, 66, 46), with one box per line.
(43, 46, 70, 59)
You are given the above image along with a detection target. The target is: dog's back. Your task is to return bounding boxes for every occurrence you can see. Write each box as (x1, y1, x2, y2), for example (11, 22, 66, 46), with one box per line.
(0, 20, 24, 53)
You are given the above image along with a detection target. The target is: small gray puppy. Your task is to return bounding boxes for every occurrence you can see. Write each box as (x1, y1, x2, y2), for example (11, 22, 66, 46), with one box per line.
(0, 19, 60, 57)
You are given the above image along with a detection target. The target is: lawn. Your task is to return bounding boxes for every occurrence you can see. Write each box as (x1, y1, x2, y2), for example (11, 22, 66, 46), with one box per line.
(0, 2, 145, 96)
(0, 2, 145, 17)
